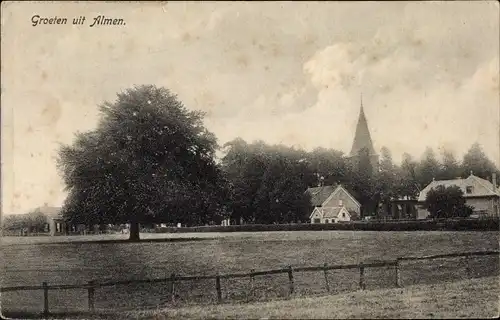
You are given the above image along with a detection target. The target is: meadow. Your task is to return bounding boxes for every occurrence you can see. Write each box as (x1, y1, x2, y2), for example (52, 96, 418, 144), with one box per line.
(1, 231, 499, 316)
(133, 276, 500, 319)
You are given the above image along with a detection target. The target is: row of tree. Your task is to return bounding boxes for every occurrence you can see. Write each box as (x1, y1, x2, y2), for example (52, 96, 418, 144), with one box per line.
(220, 139, 499, 223)
(57, 85, 499, 240)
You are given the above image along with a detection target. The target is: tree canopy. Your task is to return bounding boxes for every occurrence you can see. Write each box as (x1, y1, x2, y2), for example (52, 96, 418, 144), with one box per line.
(424, 185, 473, 219)
(221, 139, 313, 224)
(57, 85, 230, 240)
(461, 142, 499, 179)
(220, 140, 498, 223)
(57, 85, 499, 232)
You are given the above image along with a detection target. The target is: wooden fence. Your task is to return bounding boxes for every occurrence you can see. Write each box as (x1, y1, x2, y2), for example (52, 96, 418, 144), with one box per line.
(1, 250, 498, 316)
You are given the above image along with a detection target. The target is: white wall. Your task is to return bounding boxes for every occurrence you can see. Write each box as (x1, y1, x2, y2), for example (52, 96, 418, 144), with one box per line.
(336, 209, 351, 222)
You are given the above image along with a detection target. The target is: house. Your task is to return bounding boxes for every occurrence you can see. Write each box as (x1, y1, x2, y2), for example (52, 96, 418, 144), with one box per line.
(310, 206, 351, 223)
(305, 184, 361, 223)
(1, 204, 66, 236)
(33, 204, 88, 235)
(32, 204, 66, 235)
(417, 172, 500, 219)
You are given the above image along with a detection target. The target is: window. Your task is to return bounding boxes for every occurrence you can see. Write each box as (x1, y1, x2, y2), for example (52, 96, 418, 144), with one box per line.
(466, 186, 473, 194)
(325, 219, 329, 223)
(338, 199, 343, 206)
(342, 212, 346, 218)
(313, 218, 320, 224)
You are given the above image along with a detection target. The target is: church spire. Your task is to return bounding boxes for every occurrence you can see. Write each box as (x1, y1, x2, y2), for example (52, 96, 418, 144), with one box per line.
(349, 94, 376, 157)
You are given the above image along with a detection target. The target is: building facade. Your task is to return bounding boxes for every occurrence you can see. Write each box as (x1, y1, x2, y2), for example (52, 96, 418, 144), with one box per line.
(305, 184, 361, 223)
(310, 206, 351, 224)
(417, 173, 500, 219)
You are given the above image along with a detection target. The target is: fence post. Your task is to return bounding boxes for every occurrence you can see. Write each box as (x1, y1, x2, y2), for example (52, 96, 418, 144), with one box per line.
(215, 275, 222, 304)
(323, 263, 330, 293)
(42, 281, 49, 316)
(465, 255, 471, 278)
(170, 273, 176, 303)
(359, 263, 365, 290)
(87, 280, 95, 312)
(395, 258, 402, 288)
(248, 269, 255, 301)
(287, 265, 294, 296)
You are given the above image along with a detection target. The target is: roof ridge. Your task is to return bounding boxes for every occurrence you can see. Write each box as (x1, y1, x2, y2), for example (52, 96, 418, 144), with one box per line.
(433, 177, 464, 183)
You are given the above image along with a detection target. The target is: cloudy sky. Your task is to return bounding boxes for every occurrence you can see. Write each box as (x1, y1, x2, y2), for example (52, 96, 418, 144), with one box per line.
(1, 1, 499, 214)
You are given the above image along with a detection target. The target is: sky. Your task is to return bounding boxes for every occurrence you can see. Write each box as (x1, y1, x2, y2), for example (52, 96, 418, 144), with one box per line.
(1, 1, 499, 214)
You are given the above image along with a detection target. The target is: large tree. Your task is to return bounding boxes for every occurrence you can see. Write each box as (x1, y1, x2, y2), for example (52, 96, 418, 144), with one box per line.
(461, 142, 499, 180)
(395, 152, 420, 197)
(424, 185, 473, 219)
(349, 147, 377, 218)
(221, 139, 314, 224)
(375, 147, 398, 217)
(438, 148, 461, 180)
(306, 147, 348, 186)
(415, 147, 441, 187)
(57, 85, 229, 241)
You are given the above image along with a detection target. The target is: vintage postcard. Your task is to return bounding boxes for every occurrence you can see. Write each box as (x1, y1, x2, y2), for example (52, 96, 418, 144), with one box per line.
(1, 1, 499, 319)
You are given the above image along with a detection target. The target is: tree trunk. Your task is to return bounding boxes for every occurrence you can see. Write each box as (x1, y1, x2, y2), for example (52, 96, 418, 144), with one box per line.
(129, 221, 140, 241)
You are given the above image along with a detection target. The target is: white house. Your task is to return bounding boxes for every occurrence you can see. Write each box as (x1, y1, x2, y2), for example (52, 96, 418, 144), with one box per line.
(310, 206, 351, 224)
(305, 184, 361, 224)
(417, 172, 500, 219)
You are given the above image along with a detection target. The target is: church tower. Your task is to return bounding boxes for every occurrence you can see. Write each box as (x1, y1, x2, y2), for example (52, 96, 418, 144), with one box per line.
(349, 95, 379, 172)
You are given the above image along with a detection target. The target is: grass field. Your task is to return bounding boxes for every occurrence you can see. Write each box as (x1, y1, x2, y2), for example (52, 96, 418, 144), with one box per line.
(1, 231, 499, 316)
(132, 276, 500, 319)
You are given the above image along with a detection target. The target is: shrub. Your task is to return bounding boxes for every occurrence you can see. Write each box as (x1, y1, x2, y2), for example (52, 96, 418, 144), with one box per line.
(153, 218, 498, 233)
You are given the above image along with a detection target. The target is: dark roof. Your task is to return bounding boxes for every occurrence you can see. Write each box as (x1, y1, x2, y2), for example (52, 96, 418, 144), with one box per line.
(305, 185, 336, 206)
(342, 185, 360, 204)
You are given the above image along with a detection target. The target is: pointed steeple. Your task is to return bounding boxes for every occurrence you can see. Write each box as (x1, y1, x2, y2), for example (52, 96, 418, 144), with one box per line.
(349, 94, 376, 157)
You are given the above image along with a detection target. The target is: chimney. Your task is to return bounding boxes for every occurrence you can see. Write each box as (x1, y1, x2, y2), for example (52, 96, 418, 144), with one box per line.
(493, 173, 497, 189)
(317, 176, 325, 187)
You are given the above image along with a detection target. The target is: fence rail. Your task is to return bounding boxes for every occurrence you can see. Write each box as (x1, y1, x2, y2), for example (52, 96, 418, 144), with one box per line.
(1, 250, 498, 315)
(398, 250, 499, 261)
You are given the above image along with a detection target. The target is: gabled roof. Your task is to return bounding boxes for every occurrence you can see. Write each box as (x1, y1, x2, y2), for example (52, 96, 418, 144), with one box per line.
(324, 185, 361, 207)
(305, 184, 360, 207)
(33, 205, 62, 219)
(418, 173, 500, 202)
(322, 207, 345, 219)
(309, 206, 350, 219)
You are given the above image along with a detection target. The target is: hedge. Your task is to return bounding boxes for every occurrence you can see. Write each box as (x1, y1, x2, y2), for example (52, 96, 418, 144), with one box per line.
(155, 218, 499, 233)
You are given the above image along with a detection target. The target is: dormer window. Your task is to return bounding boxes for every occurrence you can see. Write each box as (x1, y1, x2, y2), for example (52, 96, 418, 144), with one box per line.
(466, 186, 473, 194)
